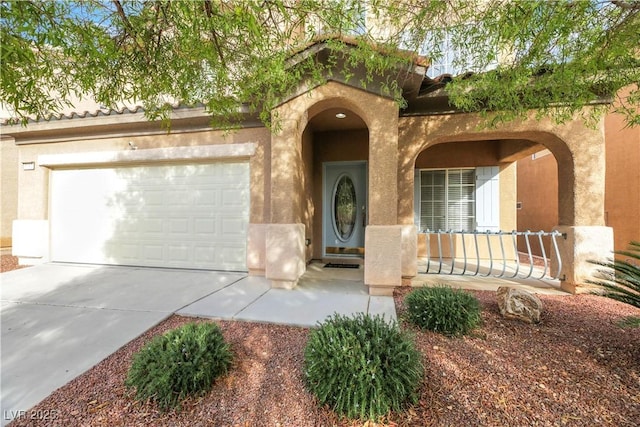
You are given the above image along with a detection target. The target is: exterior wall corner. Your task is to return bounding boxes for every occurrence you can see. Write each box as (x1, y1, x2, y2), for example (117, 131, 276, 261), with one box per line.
(365, 225, 402, 295)
(265, 223, 306, 288)
(401, 224, 418, 278)
(247, 223, 266, 276)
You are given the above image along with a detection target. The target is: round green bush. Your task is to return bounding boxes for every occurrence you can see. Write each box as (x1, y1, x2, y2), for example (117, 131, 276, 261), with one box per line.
(304, 313, 423, 421)
(125, 321, 232, 410)
(405, 285, 481, 336)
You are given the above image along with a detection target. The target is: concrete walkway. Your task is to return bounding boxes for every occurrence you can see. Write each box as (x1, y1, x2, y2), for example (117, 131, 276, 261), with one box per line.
(178, 262, 396, 325)
(0, 262, 394, 425)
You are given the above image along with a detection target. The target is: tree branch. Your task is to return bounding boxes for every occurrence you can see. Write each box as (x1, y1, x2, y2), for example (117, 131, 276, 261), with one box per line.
(203, 0, 227, 69)
(612, 0, 640, 11)
(112, 0, 151, 64)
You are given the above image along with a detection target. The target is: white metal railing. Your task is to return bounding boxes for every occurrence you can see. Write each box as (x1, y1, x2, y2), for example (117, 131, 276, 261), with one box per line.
(421, 230, 564, 280)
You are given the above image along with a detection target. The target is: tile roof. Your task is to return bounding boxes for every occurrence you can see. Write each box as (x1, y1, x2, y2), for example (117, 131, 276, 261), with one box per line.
(0, 103, 212, 127)
(0, 105, 146, 126)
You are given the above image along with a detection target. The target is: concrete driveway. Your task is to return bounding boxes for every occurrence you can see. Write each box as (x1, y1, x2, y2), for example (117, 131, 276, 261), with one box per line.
(1, 262, 396, 425)
(0, 263, 246, 426)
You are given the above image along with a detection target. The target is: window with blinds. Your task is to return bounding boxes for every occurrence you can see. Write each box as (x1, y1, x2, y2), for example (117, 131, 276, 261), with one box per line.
(419, 169, 475, 231)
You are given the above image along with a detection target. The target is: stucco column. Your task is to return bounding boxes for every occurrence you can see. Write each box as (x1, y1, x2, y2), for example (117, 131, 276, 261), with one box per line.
(551, 120, 613, 293)
(270, 106, 306, 225)
(365, 99, 405, 294)
(247, 134, 270, 276)
(264, 104, 307, 288)
(266, 223, 306, 289)
(396, 128, 424, 282)
(367, 100, 398, 225)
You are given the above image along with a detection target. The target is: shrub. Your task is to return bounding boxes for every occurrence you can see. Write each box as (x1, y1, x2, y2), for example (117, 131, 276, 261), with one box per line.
(126, 321, 232, 410)
(405, 285, 481, 336)
(304, 313, 423, 421)
(616, 316, 640, 329)
(588, 240, 640, 309)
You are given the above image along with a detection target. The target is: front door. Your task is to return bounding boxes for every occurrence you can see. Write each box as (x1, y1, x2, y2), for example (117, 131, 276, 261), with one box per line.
(323, 161, 367, 257)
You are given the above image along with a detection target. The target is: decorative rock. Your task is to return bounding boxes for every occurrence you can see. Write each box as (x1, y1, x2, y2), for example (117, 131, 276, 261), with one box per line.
(496, 286, 543, 324)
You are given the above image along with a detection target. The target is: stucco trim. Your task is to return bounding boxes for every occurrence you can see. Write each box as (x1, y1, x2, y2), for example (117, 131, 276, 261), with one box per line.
(38, 143, 257, 168)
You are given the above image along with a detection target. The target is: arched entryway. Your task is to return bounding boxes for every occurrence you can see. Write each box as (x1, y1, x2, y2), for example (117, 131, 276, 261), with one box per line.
(263, 81, 402, 292)
(303, 106, 369, 262)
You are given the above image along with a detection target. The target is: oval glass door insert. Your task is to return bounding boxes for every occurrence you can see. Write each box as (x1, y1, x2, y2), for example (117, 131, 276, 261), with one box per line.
(332, 174, 357, 241)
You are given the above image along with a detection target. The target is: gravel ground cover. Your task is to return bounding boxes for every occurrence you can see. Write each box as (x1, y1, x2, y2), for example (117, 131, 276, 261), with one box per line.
(3, 260, 639, 426)
(1, 254, 28, 273)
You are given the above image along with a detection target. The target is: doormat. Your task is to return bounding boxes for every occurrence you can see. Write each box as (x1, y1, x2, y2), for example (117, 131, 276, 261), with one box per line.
(324, 263, 360, 269)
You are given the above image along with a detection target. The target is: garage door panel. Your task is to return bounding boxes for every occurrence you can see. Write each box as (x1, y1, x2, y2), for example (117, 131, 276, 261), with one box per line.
(170, 219, 190, 234)
(143, 245, 165, 261)
(194, 246, 216, 264)
(143, 218, 164, 233)
(218, 246, 247, 267)
(144, 191, 164, 207)
(169, 245, 190, 262)
(196, 195, 220, 208)
(51, 162, 249, 271)
(222, 217, 245, 234)
(194, 218, 217, 234)
(112, 243, 139, 261)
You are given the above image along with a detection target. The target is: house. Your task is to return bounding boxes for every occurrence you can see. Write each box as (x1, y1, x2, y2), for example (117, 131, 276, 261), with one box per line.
(0, 38, 613, 294)
(517, 88, 640, 257)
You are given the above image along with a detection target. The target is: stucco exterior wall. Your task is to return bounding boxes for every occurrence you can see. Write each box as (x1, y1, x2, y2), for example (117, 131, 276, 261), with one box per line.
(266, 82, 398, 287)
(604, 110, 640, 252)
(398, 110, 610, 291)
(269, 81, 402, 290)
(415, 140, 501, 168)
(7, 121, 271, 267)
(299, 82, 399, 226)
(517, 151, 559, 256)
(0, 137, 19, 247)
(517, 109, 640, 256)
(3, 76, 612, 293)
(270, 103, 307, 225)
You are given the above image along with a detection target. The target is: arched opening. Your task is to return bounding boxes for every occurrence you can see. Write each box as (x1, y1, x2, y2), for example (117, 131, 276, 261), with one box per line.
(266, 81, 400, 291)
(302, 106, 369, 261)
(397, 112, 612, 292)
(410, 136, 567, 279)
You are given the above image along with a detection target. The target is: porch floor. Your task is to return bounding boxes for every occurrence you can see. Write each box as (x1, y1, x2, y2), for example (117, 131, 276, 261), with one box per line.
(181, 261, 396, 326)
(311, 258, 566, 295)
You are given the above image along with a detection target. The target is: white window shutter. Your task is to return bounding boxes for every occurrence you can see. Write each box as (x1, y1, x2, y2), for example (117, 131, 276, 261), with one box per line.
(475, 166, 500, 231)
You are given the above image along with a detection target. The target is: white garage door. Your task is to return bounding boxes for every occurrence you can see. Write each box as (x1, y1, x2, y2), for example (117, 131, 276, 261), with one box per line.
(50, 162, 249, 271)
